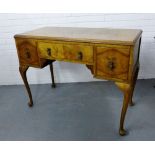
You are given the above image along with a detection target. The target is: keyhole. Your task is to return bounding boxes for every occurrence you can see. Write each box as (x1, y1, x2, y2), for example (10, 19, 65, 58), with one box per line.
(25, 48, 31, 59)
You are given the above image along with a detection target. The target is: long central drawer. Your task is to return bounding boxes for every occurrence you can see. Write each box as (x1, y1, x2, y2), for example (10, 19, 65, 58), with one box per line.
(37, 42, 94, 64)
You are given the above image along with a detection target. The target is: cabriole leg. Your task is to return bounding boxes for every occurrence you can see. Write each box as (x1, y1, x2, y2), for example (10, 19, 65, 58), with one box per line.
(19, 66, 33, 107)
(115, 82, 131, 136)
(129, 65, 139, 106)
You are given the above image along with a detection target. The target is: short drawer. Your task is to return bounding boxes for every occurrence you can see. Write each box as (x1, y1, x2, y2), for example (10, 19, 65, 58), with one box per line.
(37, 42, 93, 64)
(62, 44, 93, 64)
(38, 42, 63, 59)
(95, 45, 130, 81)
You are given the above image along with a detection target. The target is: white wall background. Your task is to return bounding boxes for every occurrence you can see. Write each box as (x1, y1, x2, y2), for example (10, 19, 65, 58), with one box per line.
(0, 13, 155, 85)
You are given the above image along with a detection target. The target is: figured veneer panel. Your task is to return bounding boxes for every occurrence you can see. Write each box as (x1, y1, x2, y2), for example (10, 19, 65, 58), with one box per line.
(15, 39, 47, 67)
(38, 41, 93, 64)
(95, 45, 130, 81)
(38, 42, 62, 60)
(62, 44, 93, 64)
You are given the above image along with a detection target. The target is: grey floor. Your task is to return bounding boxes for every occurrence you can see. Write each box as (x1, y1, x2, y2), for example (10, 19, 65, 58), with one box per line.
(0, 79, 155, 141)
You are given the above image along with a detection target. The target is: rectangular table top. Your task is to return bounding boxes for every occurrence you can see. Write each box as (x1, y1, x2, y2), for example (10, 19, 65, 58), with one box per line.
(14, 27, 142, 45)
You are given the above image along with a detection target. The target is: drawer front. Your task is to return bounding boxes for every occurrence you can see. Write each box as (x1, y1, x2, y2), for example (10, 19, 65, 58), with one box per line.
(95, 45, 130, 81)
(62, 44, 93, 64)
(38, 42, 93, 64)
(38, 42, 63, 59)
(16, 40, 40, 66)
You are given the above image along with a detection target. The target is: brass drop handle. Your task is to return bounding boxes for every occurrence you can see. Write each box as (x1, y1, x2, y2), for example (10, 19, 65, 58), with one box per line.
(77, 51, 83, 60)
(25, 48, 31, 59)
(47, 48, 51, 56)
(108, 61, 115, 71)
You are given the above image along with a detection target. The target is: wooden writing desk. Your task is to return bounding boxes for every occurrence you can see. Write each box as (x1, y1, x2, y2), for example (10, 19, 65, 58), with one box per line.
(14, 27, 142, 136)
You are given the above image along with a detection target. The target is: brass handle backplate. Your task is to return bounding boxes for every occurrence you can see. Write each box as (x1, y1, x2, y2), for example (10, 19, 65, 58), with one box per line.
(107, 57, 116, 71)
(47, 48, 51, 56)
(25, 48, 31, 59)
(108, 61, 115, 71)
(77, 51, 83, 60)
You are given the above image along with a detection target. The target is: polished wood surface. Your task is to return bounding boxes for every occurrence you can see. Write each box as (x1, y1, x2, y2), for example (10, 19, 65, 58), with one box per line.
(15, 38, 47, 68)
(95, 45, 130, 81)
(15, 27, 142, 45)
(14, 27, 142, 136)
(37, 41, 94, 64)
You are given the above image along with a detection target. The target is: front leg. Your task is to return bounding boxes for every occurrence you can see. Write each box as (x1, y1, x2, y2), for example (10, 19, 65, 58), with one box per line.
(115, 82, 131, 136)
(19, 66, 33, 107)
(129, 65, 139, 106)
